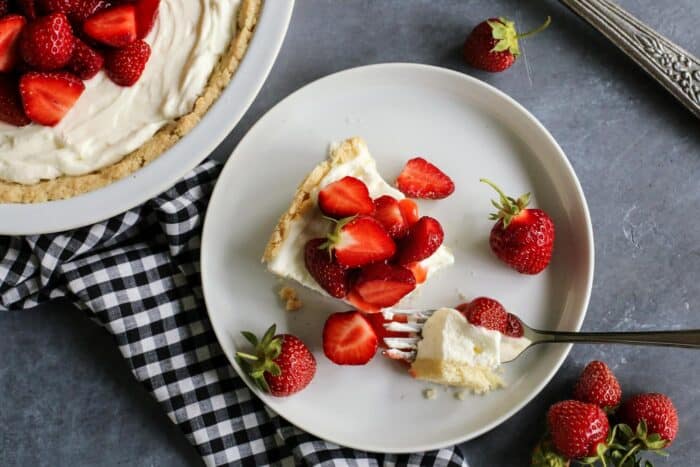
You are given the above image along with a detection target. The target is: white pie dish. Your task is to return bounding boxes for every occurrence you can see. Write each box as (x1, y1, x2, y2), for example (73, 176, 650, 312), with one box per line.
(0, 0, 294, 235)
(200, 63, 594, 453)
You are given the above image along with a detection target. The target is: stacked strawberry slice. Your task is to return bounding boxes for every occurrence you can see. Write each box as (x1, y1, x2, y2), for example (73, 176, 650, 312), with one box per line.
(0, 0, 159, 127)
(306, 174, 446, 315)
(308, 157, 455, 365)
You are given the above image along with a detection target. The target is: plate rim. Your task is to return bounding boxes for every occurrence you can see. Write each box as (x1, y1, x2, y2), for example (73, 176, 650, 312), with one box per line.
(201, 62, 595, 453)
(0, 0, 295, 236)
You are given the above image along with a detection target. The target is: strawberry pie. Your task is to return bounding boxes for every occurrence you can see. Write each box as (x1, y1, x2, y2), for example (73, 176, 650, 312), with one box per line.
(0, 0, 261, 203)
(262, 137, 454, 312)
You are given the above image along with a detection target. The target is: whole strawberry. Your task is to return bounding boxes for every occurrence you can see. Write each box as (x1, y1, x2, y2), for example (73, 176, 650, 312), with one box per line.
(304, 237, 349, 298)
(463, 16, 551, 72)
(619, 393, 678, 447)
(458, 297, 508, 333)
(573, 360, 622, 411)
(547, 400, 610, 459)
(236, 324, 316, 397)
(20, 12, 75, 70)
(481, 178, 554, 274)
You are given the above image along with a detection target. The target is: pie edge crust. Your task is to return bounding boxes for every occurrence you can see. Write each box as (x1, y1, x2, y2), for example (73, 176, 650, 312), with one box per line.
(261, 136, 367, 263)
(0, 0, 262, 204)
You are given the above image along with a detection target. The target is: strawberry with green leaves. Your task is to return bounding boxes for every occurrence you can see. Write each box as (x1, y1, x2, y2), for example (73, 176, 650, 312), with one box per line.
(463, 16, 551, 72)
(481, 178, 555, 274)
(236, 324, 316, 397)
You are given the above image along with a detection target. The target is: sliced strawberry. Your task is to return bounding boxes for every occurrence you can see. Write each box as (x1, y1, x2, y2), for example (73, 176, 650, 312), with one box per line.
(0, 75, 30, 126)
(395, 216, 444, 265)
(19, 71, 85, 126)
(304, 238, 349, 299)
(346, 290, 381, 314)
(323, 310, 378, 365)
(462, 297, 508, 333)
(0, 15, 26, 72)
(398, 198, 419, 226)
(105, 39, 150, 86)
(83, 4, 137, 47)
(326, 216, 396, 268)
(68, 38, 104, 80)
(20, 12, 75, 71)
(396, 157, 455, 199)
(135, 0, 159, 38)
(372, 195, 409, 239)
(16, 0, 38, 19)
(365, 313, 408, 348)
(318, 176, 374, 218)
(352, 263, 416, 308)
(39, 0, 111, 23)
(405, 262, 427, 284)
(505, 312, 524, 337)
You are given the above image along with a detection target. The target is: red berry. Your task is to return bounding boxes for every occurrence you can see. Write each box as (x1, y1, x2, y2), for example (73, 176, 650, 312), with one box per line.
(463, 17, 551, 73)
(0, 75, 30, 127)
(19, 71, 84, 126)
(134, 0, 159, 38)
(0, 14, 26, 72)
(398, 198, 419, 226)
(619, 393, 678, 446)
(395, 216, 444, 265)
(547, 400, 610, 459)
(39, 0, 111, 24)
(504, 312, 524, 338)
(323, 310, 378, 365)
(482, 179, 554, 274)
(68, 38, 104, 80)
(304, 238, 349, 299)
(352, 262, 416, 308)
(326, 216, 396, 268)
(396, 157, 455, 199)
(236, 325, 316, 397)
(318, 176, 374, 218)
(83, 4, 137, 47)
(573, 361, 622, 410)
(461, 297, 508, 333)
(105, 39, 151, 86)
(372, 195, 409, 239)
(20, 12, 75, 71)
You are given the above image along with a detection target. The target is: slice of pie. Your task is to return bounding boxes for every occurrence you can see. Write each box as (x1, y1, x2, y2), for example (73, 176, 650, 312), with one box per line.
(262, 137, 454, 312)
(0, 0, 261, 203)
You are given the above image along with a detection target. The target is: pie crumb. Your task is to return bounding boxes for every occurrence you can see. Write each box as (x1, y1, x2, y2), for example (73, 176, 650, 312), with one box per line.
(423, 388, 437, 400)
(454, 390, 467, 401)
(279, 286, 302, 311)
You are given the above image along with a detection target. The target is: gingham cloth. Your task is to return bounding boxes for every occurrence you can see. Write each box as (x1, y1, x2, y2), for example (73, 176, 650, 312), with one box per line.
(0, 161, 469, 467)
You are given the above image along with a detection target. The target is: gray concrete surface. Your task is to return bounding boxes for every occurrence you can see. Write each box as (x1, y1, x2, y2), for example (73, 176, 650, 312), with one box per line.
(2, 1, 699, 465)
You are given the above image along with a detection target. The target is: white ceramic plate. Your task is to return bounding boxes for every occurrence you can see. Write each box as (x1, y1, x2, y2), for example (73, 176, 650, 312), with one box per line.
(201, 63, 594, 453)
(0, 0, 294, 235)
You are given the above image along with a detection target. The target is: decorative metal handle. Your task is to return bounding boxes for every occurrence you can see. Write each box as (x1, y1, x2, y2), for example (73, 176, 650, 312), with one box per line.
(560, 0, 700, 118)
(531, 329, 700, 348)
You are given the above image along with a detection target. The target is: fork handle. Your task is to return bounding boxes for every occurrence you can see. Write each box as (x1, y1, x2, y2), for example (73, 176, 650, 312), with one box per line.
(532, 329, 700, 348)
(560, 0, 700, 118)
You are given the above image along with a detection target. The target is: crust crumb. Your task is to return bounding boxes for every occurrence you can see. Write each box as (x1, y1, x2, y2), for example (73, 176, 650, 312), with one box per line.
(279, 285, 302, 311)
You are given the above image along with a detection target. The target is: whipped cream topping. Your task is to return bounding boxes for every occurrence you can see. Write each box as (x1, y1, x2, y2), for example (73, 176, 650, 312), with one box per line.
(415, 307, 532, 366)
(415, 308, 502, 369)
(267, 141, 454, 304)
(0, 0, 241, 184)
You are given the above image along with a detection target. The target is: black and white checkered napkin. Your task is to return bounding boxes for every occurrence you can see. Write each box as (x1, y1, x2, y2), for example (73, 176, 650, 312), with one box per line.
(0, 161, 469, 467)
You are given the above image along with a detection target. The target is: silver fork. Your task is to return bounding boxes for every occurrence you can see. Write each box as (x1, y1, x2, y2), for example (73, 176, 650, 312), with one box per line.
(381, 308, 700, 363)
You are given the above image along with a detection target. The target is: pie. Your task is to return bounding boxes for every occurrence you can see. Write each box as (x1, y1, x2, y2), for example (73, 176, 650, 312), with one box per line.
(0, 0, 261, 203)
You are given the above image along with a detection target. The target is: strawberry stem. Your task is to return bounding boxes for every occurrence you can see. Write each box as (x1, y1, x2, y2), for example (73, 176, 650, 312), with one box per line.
(480, 178, 531, 229)
(515, 16, 551, 39)
(236, 352, 259, 361)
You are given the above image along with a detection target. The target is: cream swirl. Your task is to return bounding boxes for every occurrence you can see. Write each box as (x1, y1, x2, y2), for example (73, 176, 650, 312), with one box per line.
(0, 0, 241, 185)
